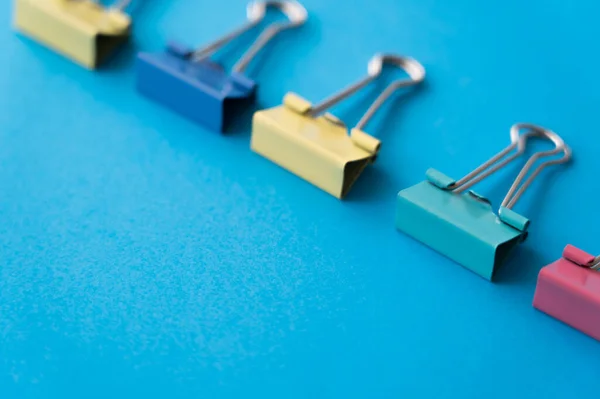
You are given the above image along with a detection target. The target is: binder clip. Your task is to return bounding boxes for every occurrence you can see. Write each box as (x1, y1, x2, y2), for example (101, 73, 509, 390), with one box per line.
(534, 245, 600, 341)
(136, 1, 307, 133)
(396, 124, 571, 280)
(14, 0, 132, 69)
(251, 54, 425, 199)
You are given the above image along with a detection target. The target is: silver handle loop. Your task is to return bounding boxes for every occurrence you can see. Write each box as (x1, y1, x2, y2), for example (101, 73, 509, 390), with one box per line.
(306, 54, 425, 133)
(192, 1, 307, 73)
(451, 123, 571, 210)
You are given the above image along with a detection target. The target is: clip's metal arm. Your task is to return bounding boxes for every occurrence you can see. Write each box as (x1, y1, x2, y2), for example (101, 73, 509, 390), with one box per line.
(233, 1, 307, 72)
(111, 0, 133, 11)
(192, 14, 261, 62)
(305, 54, 425, 133)
(451, 123, 571, 209)
(590, 256, 600, 271)
(192, 1, 307, 72)
(501, 125, 572, 208)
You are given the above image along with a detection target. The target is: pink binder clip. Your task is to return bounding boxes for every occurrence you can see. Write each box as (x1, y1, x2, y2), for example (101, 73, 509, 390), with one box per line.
(533, 245, 600, 341)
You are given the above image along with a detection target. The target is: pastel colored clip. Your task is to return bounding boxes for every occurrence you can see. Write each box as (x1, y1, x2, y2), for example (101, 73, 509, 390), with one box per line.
(534, 245, 600, 341)
(14, 0, 132, 69)
(396, 124, 571, 280)
(251, 54, 425, 199)
(136, 1, 307, 133)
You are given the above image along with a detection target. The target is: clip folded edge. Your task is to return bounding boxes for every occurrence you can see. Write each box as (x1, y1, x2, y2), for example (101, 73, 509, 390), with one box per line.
(498, 207, 530, 233)
(562, 244, 596, 266)
(350, 128, 380, 157)
(14, 0, 131, 68)
(283, 92, 312, 114)
(425, 168, 455, 188)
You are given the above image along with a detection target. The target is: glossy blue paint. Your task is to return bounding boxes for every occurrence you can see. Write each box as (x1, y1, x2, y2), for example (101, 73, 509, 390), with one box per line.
(136, 42, 256, 132)
(2, 0, 600, 398)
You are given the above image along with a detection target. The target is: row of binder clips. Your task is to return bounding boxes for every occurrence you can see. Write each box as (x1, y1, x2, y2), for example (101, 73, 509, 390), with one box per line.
(13, 0, 600, 342)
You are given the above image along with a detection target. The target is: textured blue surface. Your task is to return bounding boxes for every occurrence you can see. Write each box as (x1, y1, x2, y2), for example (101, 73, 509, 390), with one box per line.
(1, 0, 599, 397)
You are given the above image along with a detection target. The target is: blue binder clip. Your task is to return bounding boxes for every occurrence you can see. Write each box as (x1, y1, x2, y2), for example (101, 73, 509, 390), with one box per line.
(136, 1, 308, 133)
(396, 124, 571, 281)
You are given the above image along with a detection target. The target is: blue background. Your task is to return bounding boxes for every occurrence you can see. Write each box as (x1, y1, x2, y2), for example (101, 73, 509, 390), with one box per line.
(1, 0, 599, 397)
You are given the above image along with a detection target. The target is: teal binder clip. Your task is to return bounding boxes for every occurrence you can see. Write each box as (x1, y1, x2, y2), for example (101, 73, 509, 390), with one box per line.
(396, 123, 571, 280)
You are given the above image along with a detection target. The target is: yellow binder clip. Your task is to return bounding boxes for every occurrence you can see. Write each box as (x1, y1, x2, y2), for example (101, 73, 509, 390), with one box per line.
(14, 0, 132, 69)
(251, 53, 425, 199)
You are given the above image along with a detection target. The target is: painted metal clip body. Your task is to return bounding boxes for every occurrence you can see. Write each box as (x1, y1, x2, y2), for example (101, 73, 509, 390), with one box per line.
(534, 245, 600, 341)
(137, 43, 256, 132)
(252, 93, 380, 198)
(14, 0, 131, 69)
(396, 124, 571, 280)
(136, 1, 307, 133)
(397, 169, 528, 280)
(252, 54, 425, 199)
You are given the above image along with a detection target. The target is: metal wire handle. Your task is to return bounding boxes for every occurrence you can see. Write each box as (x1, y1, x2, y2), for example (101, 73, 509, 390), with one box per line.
(111, 0, 132, 11)
(76, 0, 132, 11)
(305, 54, 425, 133)
(451, 123, 572, 209)
(191, 1, 307, 73)
(591, 256, 600, 271)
